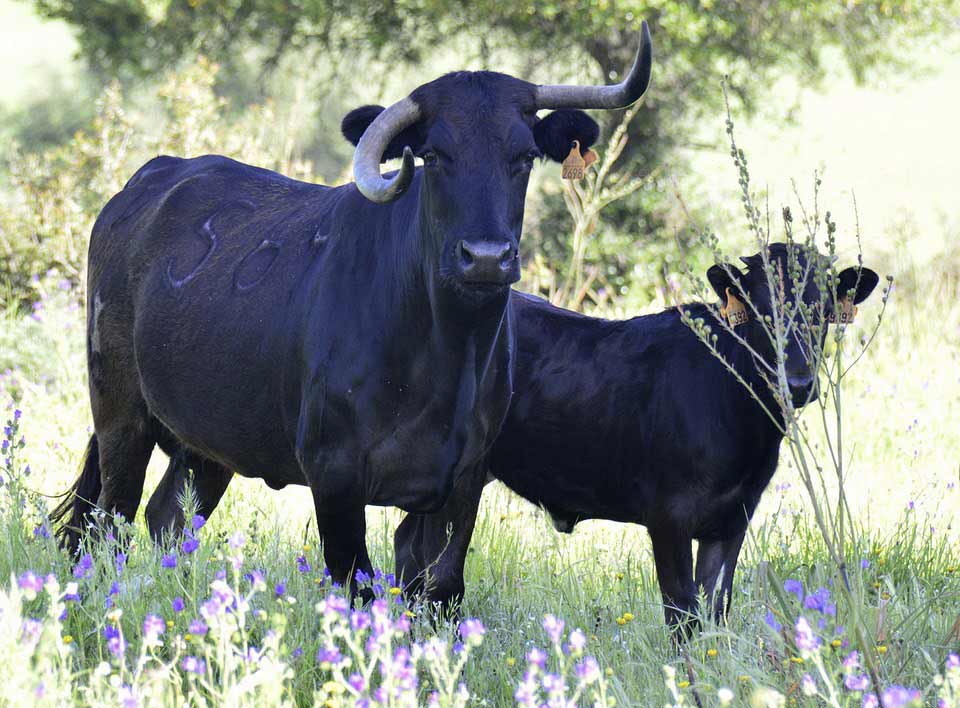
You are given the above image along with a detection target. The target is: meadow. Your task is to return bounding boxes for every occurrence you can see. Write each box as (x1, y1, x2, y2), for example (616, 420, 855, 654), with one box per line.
(1, 2, 960, 706)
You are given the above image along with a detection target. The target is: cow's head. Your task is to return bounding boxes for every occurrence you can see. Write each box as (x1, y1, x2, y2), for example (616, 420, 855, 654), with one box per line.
(343, 22, 653, 305)
(707, 243, 879, 407)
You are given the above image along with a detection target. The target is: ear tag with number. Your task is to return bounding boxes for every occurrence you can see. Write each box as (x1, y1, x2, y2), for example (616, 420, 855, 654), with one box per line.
(561, 140, 587, 180)
(720, 287, 749, 327)
(828, 297, 858, 324)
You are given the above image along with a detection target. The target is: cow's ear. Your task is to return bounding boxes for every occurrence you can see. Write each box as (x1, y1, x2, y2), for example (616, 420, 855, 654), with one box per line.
(340, 105, 425, 161)
(707, 263, 747, 304)
(836, 266, 879, 305)
(533, 110, 600, 162)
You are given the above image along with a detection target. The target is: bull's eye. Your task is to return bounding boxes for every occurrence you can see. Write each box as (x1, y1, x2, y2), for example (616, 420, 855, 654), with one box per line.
(513, 148, 541, 175)
(421, 150, 439, 166)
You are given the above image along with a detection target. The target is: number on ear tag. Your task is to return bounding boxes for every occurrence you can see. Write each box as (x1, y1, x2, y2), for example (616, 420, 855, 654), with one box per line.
(828, 297, 858, 324)
(561, 140, 587, 181)
(721, 288, 749, 327)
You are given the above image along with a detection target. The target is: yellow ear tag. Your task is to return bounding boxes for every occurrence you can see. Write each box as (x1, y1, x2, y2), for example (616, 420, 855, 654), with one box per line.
(561, 140, 587, 181)
(828, 297, 858, 324)
(583, 148, 599, 167)
(720, 287, 749, 327)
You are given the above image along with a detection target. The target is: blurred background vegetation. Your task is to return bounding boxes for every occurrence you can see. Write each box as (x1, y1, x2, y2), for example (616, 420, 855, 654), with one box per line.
(2, 0, 958, 313)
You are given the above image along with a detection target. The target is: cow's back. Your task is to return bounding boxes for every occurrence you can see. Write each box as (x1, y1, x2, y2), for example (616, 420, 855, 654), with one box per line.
(489, 292, 782, 539)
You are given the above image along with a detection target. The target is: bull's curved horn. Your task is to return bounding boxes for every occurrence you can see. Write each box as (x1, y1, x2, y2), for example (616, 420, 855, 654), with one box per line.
(535, 20, 652, 110)
(352, 96, 422, 203)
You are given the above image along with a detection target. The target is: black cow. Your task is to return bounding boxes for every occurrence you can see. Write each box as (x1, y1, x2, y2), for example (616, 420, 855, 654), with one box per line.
(52, 24, 654, 596)
(393, 244, 879, 627)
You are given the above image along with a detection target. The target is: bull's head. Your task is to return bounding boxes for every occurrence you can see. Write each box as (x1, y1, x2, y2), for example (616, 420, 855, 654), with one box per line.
(343, 22, 653, 303)
(707, 243, 879, 407)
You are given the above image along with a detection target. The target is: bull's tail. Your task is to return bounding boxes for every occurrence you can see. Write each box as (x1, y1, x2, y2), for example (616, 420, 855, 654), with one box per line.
(50, 434, 102, 555)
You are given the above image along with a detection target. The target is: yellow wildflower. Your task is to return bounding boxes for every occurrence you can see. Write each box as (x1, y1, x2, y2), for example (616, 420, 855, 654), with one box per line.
(389, 587, 402, 596)
(506, 657, 516, 667)
(62, 635, 74, 644)
(707, 648, 718, 658)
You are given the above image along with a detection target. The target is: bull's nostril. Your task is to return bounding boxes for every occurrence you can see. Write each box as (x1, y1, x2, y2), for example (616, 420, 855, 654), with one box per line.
(458, 241, 475, 267)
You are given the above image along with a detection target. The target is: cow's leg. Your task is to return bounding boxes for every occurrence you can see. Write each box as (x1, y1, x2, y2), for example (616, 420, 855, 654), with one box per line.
(648, 524, 697, 633)
(146, 452, 234, 542)
(694, 531, 746, 623)
(312, 487, 374, 601)
(394, 465, 487, 613)
(694, 540, 726, 619)
(715, 531, 746, 622)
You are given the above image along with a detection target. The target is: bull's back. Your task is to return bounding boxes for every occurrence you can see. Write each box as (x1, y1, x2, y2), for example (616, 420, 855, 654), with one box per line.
(87, 155, 338, 476)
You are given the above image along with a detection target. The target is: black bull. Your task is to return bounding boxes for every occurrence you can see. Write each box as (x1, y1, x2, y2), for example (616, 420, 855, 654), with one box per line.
(52, 24, 654, 595)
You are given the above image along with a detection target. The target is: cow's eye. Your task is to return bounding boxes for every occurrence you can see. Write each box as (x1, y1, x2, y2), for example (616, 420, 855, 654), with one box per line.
(421, 150, 439, 166)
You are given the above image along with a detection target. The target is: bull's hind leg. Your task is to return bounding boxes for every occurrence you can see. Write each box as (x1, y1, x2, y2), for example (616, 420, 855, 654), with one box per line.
(93, 413, 155, 531)
(146, 450, 234, 542)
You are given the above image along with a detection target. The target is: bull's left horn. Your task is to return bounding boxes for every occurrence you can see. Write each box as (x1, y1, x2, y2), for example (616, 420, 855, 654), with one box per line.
(535, 20, 652, 110)
(353, 96, 421, 204)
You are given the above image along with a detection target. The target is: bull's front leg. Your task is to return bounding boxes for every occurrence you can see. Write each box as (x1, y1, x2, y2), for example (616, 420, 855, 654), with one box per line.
(394, 464, 488, 614)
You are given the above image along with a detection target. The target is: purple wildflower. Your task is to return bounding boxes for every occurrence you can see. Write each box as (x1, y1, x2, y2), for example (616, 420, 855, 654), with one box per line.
(542, 614, 565, 645)
(160, 553, 177, 569)
(317, 645, 343, 666)
(801, 673, 817, 696)
(350, 610, 371, 632)
(73, 554, 93, 579)
(947, 654, 960, 670)
(18, 571, 44, 599)
(64, 582, 80, 602)
(575, 656, 601, 683)
(188, 619, 208, 636)
(296, 555, 311, 573)
(765, 609, 783, 632)
(845, 674, 870, 691)
(795, 616, 821, 652)
(804, 587, 837, 616)
(348, 672, 366, 692)
(568, 629, 587, 653)
(32, 524, 51, 539)
(20, 618, 42, 645)
(862, 694, 879, 708)
(191, 514, 206, 531)
(526, 647, 547, 669)
(104, 625, 126, 658)
(784, 578, 803, 600)
(172, 597, 185, 613)
(181, 533, 199, 555)
(228, 531, 245, 549)
(274, 581, 287, 598)
(181, 656, 206, 675)
(861, 558, 870, 569)
(355, 568, 371, 584)
(115, 552, 127, 574)
(880, 686, 921, 707)
(459, 618, 486, 646)
(142, 614, 165, 644)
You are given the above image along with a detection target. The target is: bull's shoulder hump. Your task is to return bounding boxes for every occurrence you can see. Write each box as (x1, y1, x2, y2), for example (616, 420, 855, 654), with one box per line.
(125, 154, 332, 195)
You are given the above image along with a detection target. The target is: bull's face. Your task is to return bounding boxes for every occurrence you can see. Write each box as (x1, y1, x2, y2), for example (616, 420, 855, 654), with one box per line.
(343, 95, 602, 302)
(343, 22, 653, 306)
(708, 244, 879, 407)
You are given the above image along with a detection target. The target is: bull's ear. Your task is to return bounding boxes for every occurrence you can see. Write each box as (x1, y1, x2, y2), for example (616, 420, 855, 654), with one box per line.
(340, 105, 425, 161)
(836, 266, 879, 304)
(707, 263, 747, 303)
(533, 110, 600, 162)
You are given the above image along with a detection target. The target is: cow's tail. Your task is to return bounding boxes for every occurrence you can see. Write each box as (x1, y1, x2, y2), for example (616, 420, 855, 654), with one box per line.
(50, 434, 102, 555)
